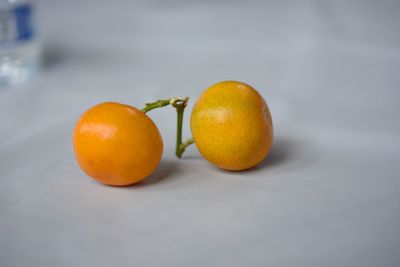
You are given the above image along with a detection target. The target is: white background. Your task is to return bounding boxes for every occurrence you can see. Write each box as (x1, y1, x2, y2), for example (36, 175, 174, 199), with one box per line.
(0, 0, 399, 266)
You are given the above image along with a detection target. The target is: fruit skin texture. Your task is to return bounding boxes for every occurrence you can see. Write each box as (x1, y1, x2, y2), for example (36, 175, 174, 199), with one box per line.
(73, 102, 163, 186)
(190, 81, 273, 171)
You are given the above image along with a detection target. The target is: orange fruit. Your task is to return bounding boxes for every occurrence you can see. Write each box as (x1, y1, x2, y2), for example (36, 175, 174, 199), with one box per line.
(190, 81, 273, 171)
(73, 102, 163, 186)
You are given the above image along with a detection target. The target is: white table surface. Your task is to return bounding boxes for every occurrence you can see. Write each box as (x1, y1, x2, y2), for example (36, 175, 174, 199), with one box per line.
(1, 1, 399, 266)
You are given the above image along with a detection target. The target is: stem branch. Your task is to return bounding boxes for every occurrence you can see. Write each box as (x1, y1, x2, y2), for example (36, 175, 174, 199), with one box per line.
(177, 137, 195, 158)
(141, 98, 188, 113)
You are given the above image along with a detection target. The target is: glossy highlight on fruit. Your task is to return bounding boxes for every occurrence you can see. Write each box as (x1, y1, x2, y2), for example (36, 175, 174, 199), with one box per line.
(190, 81, 273, 171)
(73, 102, 163, 186)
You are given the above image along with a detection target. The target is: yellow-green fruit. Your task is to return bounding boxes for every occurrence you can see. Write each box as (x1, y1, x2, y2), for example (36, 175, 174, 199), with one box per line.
(190, 81, 273, 171)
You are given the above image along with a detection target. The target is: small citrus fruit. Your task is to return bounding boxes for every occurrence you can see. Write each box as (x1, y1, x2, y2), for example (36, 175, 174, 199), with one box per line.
(190, 81, 273, 171)
(73, 102, 163, 186)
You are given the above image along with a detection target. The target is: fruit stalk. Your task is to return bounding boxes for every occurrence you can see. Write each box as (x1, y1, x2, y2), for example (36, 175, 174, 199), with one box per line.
(140, 97, 194, 158)
(141, 99, 171, 113)
(173, 97, 195, 158)
(175, 106, 184, 157)
(177, 137, 195, 158)
(141, 97, 188, 113)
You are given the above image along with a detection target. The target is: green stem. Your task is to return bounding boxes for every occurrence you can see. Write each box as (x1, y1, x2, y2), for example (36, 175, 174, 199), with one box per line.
(141, 99, 173, 113)
(175, 106, 184, 157)
(174, 99, 194, 158)
(141, 97, 194, 158)
(177, 137, 195, 158)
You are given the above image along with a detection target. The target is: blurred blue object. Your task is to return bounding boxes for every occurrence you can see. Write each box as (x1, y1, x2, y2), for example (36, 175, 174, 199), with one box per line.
(0, 0, 40, 87)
